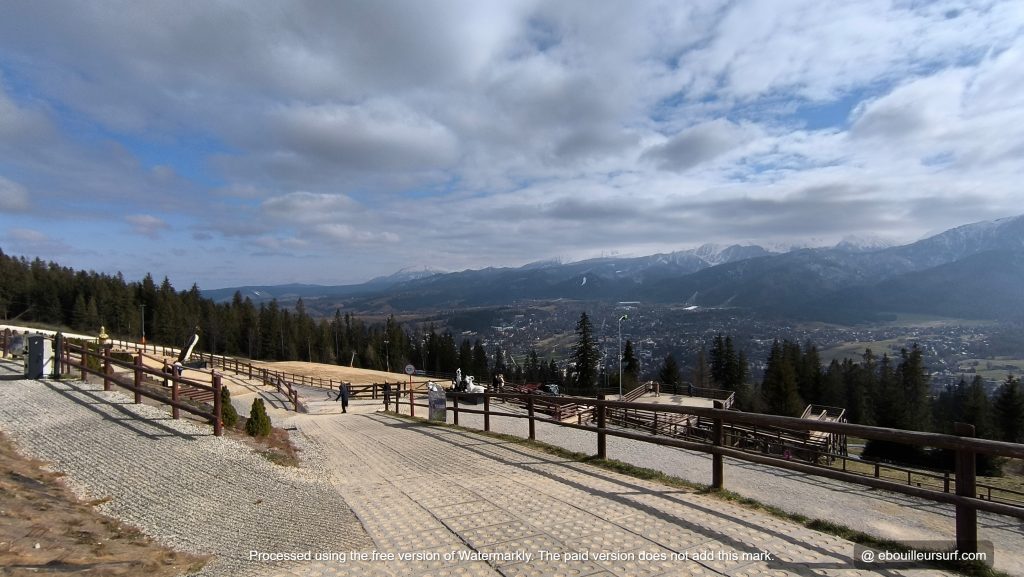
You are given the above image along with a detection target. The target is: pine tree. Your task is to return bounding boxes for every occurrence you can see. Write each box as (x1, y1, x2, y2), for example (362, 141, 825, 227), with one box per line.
(221, 386, 239, 428)
(994, 375, 1024, 443)
(570, 312, 600, 394)
(621, 339, 639, 390)
(471, 340, 489, 381)
(245, 398, 272, 437)
(658, 353, 680, 387)
(693, 347, 709, 390)
(761, 340, 804, 417)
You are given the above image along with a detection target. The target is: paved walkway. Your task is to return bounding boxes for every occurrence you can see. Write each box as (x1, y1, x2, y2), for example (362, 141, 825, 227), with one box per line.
(391, 398, 1024, 576)
(0, 363, 980, 576)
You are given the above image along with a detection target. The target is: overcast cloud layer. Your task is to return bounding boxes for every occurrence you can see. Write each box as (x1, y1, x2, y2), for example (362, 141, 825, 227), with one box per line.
(1, 1, 1022, 288)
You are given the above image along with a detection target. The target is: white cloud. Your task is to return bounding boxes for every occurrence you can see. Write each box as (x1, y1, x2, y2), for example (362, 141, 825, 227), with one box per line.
(125, 214, 170, 238)
(261, 191, 360, 224)
(0, 2, 1023, 283)
(0, 176, 29, 212)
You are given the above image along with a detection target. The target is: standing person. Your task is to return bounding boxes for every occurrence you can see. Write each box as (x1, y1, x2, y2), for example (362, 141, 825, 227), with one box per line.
(383, 381, 392, 412)
(335, 382, 350, 413)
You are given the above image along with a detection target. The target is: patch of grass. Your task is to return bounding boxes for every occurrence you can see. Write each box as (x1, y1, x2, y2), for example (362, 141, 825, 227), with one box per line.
(225, 421, 300, 467)
(398, 412, 1009, 577)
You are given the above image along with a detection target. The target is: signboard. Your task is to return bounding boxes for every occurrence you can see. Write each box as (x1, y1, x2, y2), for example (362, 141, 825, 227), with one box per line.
(405, 364, 415, 375)
(426, 381, 447, 422)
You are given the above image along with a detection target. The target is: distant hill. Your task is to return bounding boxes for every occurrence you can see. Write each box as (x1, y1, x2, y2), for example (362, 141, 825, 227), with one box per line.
(204, 215, 1024, 322)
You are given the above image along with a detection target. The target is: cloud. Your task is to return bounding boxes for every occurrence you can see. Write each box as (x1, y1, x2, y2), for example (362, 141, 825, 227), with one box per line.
(0, 2, 1023, 285)
(641, 119, 755, 171)
(266, 101, 460, 172)
(310, 224, 400, 244)
(0, 176, 29, 212)
(261, 191, 360, 224)
(3, 228, 73, 256)
(125, 214, 170, 238)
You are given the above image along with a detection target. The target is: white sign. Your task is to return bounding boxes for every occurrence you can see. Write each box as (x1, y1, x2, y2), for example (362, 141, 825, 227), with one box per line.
(404, 364, 415, 375)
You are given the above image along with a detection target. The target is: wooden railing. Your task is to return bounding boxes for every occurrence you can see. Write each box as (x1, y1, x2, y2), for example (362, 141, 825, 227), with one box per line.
(413, 391, 1024, 554)
(193, 351, 423, 405)
(58, 339, 223, 436)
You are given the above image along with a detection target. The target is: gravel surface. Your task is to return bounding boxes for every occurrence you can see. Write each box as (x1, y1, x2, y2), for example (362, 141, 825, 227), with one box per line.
(0, 363, 372, 577)
(399, 398, 1024, 575)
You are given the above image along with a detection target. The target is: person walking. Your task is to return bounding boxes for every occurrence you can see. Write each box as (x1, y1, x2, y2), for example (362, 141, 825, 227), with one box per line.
(382, 381, 392, 412)
(335, 382, 350, 413)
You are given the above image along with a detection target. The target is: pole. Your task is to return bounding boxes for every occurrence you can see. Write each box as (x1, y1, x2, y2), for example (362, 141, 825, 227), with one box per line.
(954, 422, 977, 553)
(140, 304, 146, 345)
(618, 315, 627, 399)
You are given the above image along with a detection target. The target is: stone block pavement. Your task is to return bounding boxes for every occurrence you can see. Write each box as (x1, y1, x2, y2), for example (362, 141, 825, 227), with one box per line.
(0, 363, 966, 576)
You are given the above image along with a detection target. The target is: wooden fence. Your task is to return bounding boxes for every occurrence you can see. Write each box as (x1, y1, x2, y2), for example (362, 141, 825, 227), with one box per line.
(58, 338, 224, 436)
(416, 390, 1024, 554)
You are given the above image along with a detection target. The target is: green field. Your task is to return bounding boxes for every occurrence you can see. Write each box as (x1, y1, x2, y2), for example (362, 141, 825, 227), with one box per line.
(956, 357, 1024, 381)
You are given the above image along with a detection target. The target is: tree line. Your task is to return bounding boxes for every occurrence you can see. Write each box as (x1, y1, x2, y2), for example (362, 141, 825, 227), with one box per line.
(0, 250, 564, 383)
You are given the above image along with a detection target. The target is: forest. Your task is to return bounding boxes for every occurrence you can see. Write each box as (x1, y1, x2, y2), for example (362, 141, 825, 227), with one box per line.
(0, 250, 552, 384)
(3, 249, 1021, 464)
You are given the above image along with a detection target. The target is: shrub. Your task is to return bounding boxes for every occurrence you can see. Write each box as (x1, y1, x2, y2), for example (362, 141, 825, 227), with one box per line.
(221, 386, 239, 428)
(244, 398, 271, 437)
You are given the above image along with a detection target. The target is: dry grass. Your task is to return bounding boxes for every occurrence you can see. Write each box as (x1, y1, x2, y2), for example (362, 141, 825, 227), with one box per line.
(0, 431, 208, 576)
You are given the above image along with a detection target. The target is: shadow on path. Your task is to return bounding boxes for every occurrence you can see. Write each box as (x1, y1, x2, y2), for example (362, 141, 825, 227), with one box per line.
(39, 379, 204, 441)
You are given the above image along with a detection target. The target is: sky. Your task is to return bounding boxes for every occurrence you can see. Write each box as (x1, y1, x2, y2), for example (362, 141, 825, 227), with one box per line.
(1, 1, 1023, 290)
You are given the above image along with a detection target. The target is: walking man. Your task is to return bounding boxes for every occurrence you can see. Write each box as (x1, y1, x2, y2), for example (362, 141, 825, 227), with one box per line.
(335, 381, 350, 413)
(383, 381, 392, 412)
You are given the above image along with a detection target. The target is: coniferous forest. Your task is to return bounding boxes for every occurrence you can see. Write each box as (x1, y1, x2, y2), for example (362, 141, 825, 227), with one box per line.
(4, 249, 1021, 460)
(0, 250, 560, 385)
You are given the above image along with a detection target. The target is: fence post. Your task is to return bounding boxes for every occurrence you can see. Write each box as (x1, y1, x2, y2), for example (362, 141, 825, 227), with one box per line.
(52, 333, 63, 379)
(712, 400, 724, 490)
(213, 373, 223, 437)
(172, 370, 180, 420)
(133, 354, 143, 403)
(597, 394, 606, 460)
(453, 395, 460, 426)
(80, 345, 87, 381)
(484, 395, 490, 432)
(527, 394, 535, 441)
(954, 422, 977, 554)
(103, 346, 112, 391)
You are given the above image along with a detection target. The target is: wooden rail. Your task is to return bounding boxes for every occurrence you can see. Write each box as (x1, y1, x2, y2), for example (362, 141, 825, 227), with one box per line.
(59, 339, 223, 436)
(411, 391, 1024, 554)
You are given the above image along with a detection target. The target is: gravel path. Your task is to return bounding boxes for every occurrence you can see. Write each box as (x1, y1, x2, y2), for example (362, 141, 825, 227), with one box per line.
(399, 398, 1024, 575)
(0, 363, 372, 577)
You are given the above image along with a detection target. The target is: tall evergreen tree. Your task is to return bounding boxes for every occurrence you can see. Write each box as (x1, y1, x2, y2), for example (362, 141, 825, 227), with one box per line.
(570, 312, 600, 394)
(761, 340, 804, 417)
(621, 339, 639, 390)
(658, 353, 681, 387)
(471, 340, 489, 381)
(994, 375, 1024, 443)
(693, 346, 709, 390)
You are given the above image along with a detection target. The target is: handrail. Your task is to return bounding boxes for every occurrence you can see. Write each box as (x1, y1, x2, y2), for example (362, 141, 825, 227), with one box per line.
(428, 390, 1024, 555)
(59, 339, 223, 436)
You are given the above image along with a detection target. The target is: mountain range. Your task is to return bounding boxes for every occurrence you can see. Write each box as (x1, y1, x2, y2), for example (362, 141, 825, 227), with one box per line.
(204, 215, 1024, 322)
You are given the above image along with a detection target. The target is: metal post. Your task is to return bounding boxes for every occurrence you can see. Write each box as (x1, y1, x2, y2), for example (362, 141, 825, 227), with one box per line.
(527, 395, 535, 440)
(617, 315, 627, 399)
(484, 395, 490, 432)
(597, 394, 606, 459)
(954, 422, 977, 553)
(712, 400, 724, 490)
(213, 373, 223, 437)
